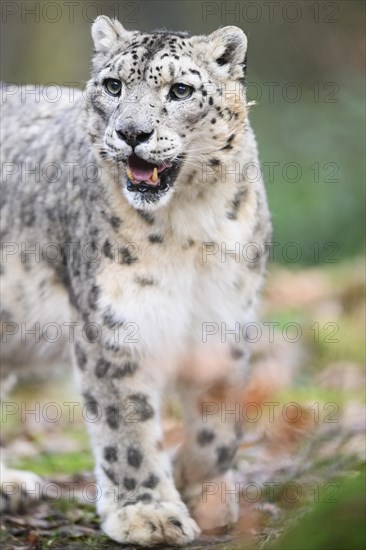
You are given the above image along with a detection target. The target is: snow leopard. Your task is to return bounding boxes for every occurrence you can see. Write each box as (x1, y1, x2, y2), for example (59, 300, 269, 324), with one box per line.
(0, 16, 271, 546)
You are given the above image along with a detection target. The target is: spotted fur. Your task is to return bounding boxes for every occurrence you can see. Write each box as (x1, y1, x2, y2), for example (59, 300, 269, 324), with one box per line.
(0, 17, 271, 546)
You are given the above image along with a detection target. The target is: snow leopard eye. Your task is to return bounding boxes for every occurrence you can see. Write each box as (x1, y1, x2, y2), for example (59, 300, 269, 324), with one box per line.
(103, 79, 122, 96)
(169, 83, 194, 100)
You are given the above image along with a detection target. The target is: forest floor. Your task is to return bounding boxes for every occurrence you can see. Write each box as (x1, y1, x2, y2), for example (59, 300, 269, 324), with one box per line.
(1, 260, 365, 550)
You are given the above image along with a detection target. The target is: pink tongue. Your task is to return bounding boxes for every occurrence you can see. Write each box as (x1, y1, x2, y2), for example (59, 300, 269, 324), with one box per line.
(131, 168, 153, 182)
(128, 154, 154, 182)
(128, 155, 172, 183)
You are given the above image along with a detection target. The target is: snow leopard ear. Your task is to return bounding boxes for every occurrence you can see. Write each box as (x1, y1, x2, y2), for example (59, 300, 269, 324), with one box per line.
(92, 16, 132, 54)
(206, 26, 247, 79)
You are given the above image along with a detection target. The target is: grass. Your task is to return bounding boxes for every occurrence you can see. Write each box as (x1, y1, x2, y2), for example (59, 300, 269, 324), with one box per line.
(268, 468, 366, 550)
(13, 451, 94, 477)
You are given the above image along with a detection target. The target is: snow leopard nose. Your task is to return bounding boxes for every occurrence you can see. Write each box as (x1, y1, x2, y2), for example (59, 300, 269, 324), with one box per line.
(116, 127, 154, 150)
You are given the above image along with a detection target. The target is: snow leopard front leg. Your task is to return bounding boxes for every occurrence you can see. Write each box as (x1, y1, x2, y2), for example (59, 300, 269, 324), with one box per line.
(72, 329, 199, 546)
(173, 345, 248, 530)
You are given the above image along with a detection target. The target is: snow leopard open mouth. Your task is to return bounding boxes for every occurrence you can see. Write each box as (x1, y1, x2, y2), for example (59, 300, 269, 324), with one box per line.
(125, 154, 181, 198)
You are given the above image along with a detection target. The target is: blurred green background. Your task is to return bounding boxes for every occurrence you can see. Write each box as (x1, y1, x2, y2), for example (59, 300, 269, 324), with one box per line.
(1, 0, 365, 264)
